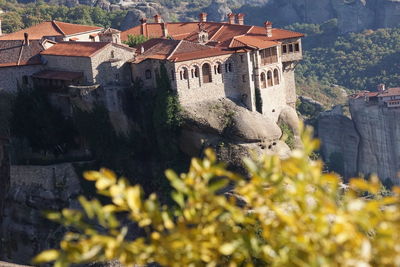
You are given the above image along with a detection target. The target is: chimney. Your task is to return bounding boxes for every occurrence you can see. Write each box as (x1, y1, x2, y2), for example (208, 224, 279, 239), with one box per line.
(140, 17, 147, 36)
(154, 14, 162, 23)
(228, 13, 235, 24)
(0, 19, 2, 36)
(377, 83, 386, 93)
(264, 21, 273, 37)
(24, 32, 29, 46)
(161, 22, 168, 37)
(236, 13, 245, 25)
(199, 12, 207, 23)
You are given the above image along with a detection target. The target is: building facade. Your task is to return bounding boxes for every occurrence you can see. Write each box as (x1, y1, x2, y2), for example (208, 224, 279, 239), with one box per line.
(127, 14, 303, 121)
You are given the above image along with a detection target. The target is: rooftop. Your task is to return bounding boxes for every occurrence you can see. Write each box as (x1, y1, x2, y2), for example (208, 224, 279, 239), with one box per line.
(133, 38, 236, 63)
(121, 21, 303, 48)
(0, 39, 44, 68)
(0, 20, 102, 41)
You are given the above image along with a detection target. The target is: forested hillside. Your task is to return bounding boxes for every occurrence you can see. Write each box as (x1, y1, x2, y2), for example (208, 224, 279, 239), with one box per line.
(0, 0, 127, 33)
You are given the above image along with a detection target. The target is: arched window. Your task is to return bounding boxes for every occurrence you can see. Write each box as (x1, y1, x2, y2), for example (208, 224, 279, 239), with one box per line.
(194, 66, 199, 77)
(145, 69, 151, 80)
(191, 69, 194, 78)
(260, 72, 266, 88)
(216, 63, 222, 74)
(180, 71, 183, 80)
(228, 63, 233, 72)
(274, 69, 279, 85)
(182, 67, 189, 80)
(202, 63, 212, 83)
(111, 50, 115, 58)
(267, 71, 273, 87)
(214, 65, 217, 75)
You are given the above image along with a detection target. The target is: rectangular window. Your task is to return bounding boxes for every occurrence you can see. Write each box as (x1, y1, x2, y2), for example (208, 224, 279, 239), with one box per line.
(282, 45, 287, 54)
(289, 44, 294, 53)
(294, 43, 300, 52)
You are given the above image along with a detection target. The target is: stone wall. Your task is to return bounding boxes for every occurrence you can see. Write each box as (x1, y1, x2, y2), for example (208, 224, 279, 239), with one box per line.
(0, 65, 44, 93)
(91, 44, 134, 86)
(43, 54, 94, 83)
(0, 163, 82, 264)
(0, 137, 10, 224)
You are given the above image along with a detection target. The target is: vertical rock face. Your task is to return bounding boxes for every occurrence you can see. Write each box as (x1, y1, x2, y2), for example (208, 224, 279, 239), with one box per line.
(0, 137, 10, 224)
(0, 164, 82, 264)
(317, 106, 360, 180)
(331, 0, 375, 33)
(349, 99, 400, 184)
(318, 99, 400, 185)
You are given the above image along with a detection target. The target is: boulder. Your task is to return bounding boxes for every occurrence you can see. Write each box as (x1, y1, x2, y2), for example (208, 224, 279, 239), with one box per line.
(205, 0, 232, 22)
(180, 98, 292, 168)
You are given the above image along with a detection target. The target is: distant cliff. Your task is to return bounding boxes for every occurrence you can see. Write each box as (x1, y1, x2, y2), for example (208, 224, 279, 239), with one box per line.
(318, 100, 400, 185)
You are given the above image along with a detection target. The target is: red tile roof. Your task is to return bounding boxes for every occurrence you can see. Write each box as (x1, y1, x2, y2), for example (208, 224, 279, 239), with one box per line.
(0, 21, 102, 41)
(133, 38, 244, 63)
(121, 22, 303, 47)
(378, 87, 400, 97)
(32, 70, 83, 81)
(40, 42, 110, 57)
(0, 40, 44, 68)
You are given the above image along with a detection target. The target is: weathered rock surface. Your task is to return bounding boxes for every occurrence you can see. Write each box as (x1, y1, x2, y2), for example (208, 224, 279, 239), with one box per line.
(318, 100, 400, 185)
(180, 98, 293, 168)
(318, 105, 360, 179)
(349, 98, 400, 184)
(0, 163, 83, 264)
(205, 0, 232, 22)
(120, 3, 166, 30)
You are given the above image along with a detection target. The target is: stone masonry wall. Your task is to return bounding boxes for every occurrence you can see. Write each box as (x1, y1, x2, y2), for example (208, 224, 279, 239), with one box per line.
(43, 55, 94, 83)
(0, 163, 82, 264)
(91, 44, 135, 86)
(0, 138, 10, 224)
(0, 65, 44, 93)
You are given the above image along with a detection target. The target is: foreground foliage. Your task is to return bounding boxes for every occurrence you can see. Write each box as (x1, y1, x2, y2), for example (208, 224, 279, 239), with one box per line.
(34, 128, 400, 266)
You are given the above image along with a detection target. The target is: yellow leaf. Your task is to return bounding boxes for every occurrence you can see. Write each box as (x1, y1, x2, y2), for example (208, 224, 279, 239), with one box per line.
(127, 186, 142, 212)
(32, 249, 60, 263)
(219, 242, 236, 255)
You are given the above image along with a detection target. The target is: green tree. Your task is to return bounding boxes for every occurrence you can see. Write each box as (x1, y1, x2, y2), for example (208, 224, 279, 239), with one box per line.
(124, 34, 151, 47)
(34, 127, 400, 267)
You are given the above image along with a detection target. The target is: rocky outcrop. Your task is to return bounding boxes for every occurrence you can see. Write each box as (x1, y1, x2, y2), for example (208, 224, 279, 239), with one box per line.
(120, 3, 167, 30)
(180, 98, 295, 169)
(349, 98, 400, 184)
(318, 105, 360, 180)
(0, 163, 82, 264)
(318, 100, 400, 185)
(205, 0, 232, 22)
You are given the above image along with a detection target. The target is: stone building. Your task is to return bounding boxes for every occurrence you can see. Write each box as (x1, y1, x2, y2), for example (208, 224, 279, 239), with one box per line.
(0, 35, 53, 92)
(36, 40, 135, 113)
(0, 20, 103, 42)
(125, 13, 303, 120)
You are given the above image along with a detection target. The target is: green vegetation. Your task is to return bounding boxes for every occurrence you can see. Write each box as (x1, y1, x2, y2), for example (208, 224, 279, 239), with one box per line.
(278, 120, 294, 149)
(0, 1, 127, 33)
(34, 128, 400, 267)
(289, 21, 400, 94)
(123, 34, 151, 47)
(254, 87, 263, 113)
(11, 87, 76, 154)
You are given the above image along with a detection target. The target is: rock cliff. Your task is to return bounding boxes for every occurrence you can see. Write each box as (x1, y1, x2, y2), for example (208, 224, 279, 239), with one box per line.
(318, 100, 400, 185)
(0, 163, 83, 264)
(180, 98, 299, 169)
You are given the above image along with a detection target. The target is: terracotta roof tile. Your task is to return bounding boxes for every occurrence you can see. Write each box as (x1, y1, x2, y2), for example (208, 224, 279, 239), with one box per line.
(0, 40, 44, 68)
(379, 88, 400, 97)
(40, 42, 110, 57)
(230, 35, 279, 49)
(0, 21, 102, 41)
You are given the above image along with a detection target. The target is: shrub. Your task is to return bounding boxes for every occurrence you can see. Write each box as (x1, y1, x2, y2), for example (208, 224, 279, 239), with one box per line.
(34, 127, 400, 267)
